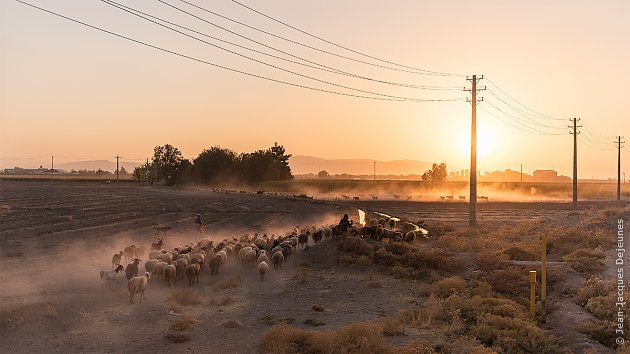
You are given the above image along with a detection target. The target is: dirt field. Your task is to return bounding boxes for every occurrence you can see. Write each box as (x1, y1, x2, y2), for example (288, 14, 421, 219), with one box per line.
(0, 181, 626, 353)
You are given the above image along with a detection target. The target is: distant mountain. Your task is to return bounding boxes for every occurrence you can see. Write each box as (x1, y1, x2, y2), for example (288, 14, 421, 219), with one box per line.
(289, 155, 433, 176)
(57, 160, 140, 172)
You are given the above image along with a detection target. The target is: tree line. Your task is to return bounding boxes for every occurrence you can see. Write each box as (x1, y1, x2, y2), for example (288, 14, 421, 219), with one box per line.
(133, 142, 293, 186)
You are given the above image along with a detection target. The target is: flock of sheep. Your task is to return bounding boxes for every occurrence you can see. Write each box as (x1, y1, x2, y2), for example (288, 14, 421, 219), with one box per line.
(99, 215, 421, 304)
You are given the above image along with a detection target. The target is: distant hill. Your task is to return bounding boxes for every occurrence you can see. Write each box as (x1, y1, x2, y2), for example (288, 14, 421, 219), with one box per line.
(57, 160, 140, 173)
(289, 155, 433, 176)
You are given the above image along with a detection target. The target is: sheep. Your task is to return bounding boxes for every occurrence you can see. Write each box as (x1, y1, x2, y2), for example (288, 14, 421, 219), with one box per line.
(163, 264, 176, 287)
(239, 246, 253, 264)
(175, 258, 188, 280)
(128, 272, 150, 304)
(258, 260, 269, 281)
(134, 246, 146, 260)
(151, 238, 163, 251)
(100, 264, 124, 289)
(388, 218, 396, 230)
(145, 259, 159, 274)
(157, 252, 173, 264)
(151, 261, 167, 280)
(111, 251, 124, 268)
(186, 260, 202, 286)
(148, 249, 164, 260)
(190, 251, 206, 270)
(217, 250, 227, 264)
(125, 258, 142, 280)
(404, 231, 416, 243)
(297, 233, 308, 248)
(312, 230, 323, 244)
(271, 251, 284, 270)
(323, 227, 333, 240)
(123, 245, 136, 263)
(209, 255, 222, 276)
(177, 253, 191, 264)
(257, 253, 270, 265)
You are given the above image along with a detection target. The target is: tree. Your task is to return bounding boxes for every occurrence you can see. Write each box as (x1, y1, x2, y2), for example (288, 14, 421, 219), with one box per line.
(422, 163, 448, 182)
(192, 146, 239, 183)
(152, 144, 184, 183)
(119, 166, 128, 175)
(318, 170, 330, 178)
(238, 143, 293, 184)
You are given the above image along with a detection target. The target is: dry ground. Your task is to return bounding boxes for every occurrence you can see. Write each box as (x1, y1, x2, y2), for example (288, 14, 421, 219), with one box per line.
(0, 181, 626, 353)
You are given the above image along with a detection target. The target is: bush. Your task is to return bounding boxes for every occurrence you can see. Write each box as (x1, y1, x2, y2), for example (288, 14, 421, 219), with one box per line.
(473, 314, 559, 353)
(584, 293, 616, 321)
(577, 321, 620, 348)
(563, 248, 605, 274)
(169, 289, 202, 306)
(217, 275, 242, 289)
(576, 277, 614, 306)
(169, 316, 196, 331)
(259, 322, 399, 354)
(431, 276, 467, 298)
(164, 332, 191, 343)
(338, 237, 375, 256)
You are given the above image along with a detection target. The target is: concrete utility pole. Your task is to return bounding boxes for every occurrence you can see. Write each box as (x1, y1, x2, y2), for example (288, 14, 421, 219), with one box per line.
(616, 136, 625, 201)
(373, 161, 376, 181)
(115, 155, 121, 182)
(464, 75, 485, 227)
(569, 118, 581, 209)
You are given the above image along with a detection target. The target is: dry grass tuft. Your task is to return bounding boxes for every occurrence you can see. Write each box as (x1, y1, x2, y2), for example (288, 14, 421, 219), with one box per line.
(209, 293, 234, 307)
(169, 316, 196, 331)
(169, 289, 202, 306)
(577, 321, 620, 348)
(259, 321, 400, 354)
(45, 303, 60, 320)
(292, 266, 312, 284)
(164, 332, 191, 343)
(258, 315, 295, 325)
(563, 248, 605, 274)
(221, 319, 242, 328)
(311, 305, 325, 312)
(304, 318, 326, 326)
(381, 318, 405, 336)
(217, 275, 242, 289)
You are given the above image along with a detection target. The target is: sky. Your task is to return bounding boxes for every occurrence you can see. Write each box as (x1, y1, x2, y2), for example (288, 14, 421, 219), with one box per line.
(1, 0, 629, 178)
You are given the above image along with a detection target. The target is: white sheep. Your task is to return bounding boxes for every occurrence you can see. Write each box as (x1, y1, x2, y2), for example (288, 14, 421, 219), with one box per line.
(151, 261, 167, 280)
(148, 249, 164, 260)
(258, 260, 269, 281)
(175, 258, 188, 280)
(111, 251, 124, 268)
(257, 253, 270, 265)
(145, 259, 158, 274)
(157, 252, 173, 264)
(127, 272, 150, 304)
(217, 250, 227, 264)
(100, 264, 124, 289)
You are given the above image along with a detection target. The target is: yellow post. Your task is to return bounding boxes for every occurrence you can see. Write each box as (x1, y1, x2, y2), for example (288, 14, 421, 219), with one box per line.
(529, 270, 537, 320)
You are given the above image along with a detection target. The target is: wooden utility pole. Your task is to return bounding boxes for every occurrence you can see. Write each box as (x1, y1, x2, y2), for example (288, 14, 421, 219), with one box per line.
(464, 75, 485, 226)
(520, 163, 523, 183)
(115, 155, 121, 182)
(51, 155, 54, 182)
(616, 136, 625, 201)
(569, 118, 581, 209)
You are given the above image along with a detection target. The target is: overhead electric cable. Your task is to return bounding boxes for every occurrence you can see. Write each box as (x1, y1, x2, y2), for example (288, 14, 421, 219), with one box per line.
(101, 0, 461, 102)
(165, 0, 462, 77)
(484, 76, 565, 121)
(484, 100, 565, 135)
(14, 0, 461, 103)
(229, 0, 465, 77)
(103, 0, 461, 91)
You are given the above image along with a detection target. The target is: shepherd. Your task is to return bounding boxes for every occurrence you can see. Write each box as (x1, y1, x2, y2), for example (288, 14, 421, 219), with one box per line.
(194, 213, 204, 235)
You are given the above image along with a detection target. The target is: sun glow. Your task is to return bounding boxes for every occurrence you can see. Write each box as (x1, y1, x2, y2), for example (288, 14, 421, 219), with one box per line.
(457, 126, 497, 159)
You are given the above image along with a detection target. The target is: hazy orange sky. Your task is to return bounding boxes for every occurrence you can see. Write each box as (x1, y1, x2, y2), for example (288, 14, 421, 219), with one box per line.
(1, 0, 628, 178)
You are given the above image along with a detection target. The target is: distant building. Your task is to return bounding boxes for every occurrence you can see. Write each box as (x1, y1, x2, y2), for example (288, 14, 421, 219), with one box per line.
(533, 170, 571, 183)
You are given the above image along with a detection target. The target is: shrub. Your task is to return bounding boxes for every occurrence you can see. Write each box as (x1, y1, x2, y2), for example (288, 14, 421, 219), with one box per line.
(431, 276, 467, 298)
(473, 314, 559, 353)
(483, 268, 529, 305)
(563, 248, 605, 274)
(584, 293, 616, 321)
(259, 321, 399, 354)
(169, 316, 196, 331)
(338, 237, 375, 256)
(577, 321, 620, 348)
(209, 293, 233, 307)
(221, 320, 242, 328)
(217, 275, 242, 289)
(576, 277, 614, 306)
(503, 246, 538, 261)
(169, 289, 202, 306)
(165, 332, 191, 343)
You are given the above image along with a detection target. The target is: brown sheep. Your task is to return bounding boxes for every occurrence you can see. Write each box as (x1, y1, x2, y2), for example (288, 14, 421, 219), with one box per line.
(111, 251, 124, 268)
(271, 251, 284, 270)
(163, 264, 176, 287)
(125, 258, 141, 280)
(186, 260, 202, 286)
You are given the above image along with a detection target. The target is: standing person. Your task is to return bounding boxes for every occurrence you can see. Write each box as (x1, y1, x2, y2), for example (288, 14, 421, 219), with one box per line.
(194, 214, 204, 235)
(338, 214, 353, 236)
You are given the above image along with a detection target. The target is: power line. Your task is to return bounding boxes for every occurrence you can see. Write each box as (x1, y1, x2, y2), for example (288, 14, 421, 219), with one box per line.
(485, 89, 566, 130)
(484, 100, 565, 135)
(14, 0, 461, 103)
(484, 76, 565, 121)
(167, 0, 462, 77)
(229, 0, 465, 77)
(103, 0, 461, 91)
(478, 105, 553, 135)
(102, 0, 461, 102)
